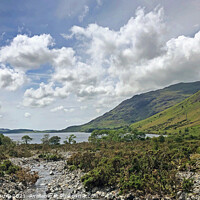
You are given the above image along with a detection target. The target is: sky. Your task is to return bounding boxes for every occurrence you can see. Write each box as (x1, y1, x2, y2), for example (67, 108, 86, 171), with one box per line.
(1, 0, 200, 130)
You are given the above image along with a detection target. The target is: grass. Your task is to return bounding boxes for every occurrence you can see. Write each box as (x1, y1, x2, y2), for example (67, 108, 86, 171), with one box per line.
(131, 91, 200, 134)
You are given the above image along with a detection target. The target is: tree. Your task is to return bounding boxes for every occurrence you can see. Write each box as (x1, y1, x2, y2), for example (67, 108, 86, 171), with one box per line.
(64, 134, 76, 144)
(158, 135, 165, 143)
(49, 136, 61, 145)
(41, 134, 50, 145)
(22, 135, 33, 144)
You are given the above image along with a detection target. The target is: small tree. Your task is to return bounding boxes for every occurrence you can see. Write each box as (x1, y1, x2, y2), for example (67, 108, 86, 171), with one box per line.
(64, 134, 76, 144)
(22, 135, 33, 144)
(49, 136, 61, 145)
(41, 134, 50, 145)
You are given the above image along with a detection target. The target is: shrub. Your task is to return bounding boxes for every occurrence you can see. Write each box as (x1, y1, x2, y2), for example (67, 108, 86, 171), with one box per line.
(182, 178, 194, 192)
(0, 160, 20, 174)
(38, 153, 62, 161)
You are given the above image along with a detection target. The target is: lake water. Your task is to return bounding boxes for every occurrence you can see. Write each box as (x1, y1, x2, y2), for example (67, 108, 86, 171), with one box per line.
(4, 132, 91, 144)
(4, 132, 162, 144)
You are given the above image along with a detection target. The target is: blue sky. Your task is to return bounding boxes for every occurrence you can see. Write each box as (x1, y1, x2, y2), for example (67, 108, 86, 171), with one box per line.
(1, 0, 200, 130)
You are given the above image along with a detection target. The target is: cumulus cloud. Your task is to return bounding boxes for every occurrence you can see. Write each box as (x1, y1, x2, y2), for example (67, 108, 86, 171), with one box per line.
(24, 112, 31, 118)
(4, 7, 200, 111)
(0, 34, 54, 70)
(63, 7, 200, 99)
(64, 108, 75, 112)
(0, 34, 76, 71)
(23, 82, 55, 107)
(0, 66, 26, 91)
(50, 106, 64, 112)
(50, 106, 75, 113)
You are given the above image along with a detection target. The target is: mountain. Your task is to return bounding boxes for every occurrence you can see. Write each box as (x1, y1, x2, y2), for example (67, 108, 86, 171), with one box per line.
(63, 81, 200, 132)
(0, 129, 36, 134)
(0, 129, 58, 134)
(130, 90, 200, 134)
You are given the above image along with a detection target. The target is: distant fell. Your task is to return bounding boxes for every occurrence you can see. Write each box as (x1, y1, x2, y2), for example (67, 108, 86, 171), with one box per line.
(63, 81, 200, 132)
(131, 90, 200, 134)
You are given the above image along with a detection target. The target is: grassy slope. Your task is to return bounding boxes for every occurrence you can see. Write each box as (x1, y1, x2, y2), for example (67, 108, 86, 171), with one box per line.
(131, 90, 200, 134)
(63, 81, 200, 132)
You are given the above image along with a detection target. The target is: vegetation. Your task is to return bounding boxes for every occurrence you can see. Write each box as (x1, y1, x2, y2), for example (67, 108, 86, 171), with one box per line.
(38, 153, 63, 161)
(0, 159, 39, 184)
(41, 134, 50, 145)
(0, 128, 199, 198)
(1, 84, 200, 197)
(64, 134, 77, 144)
(63, 81, 200, 132)
(67, 131, 200, 197)
(131, 90, 200, 134)
(22, 135, 33, 144)
(49, 136, 61, 145)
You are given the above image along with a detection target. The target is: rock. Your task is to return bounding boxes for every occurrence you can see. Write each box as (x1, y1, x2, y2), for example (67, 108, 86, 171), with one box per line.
(125, 193, 135, 200)
(105, 193, 114, 199)
(8, 189, 15, 195)
(178, 192, 186, 200)
(96, 191, 105, 197)
(5, 194, 12, 200)
(92, 187, 99, 193)
(91, 193, 99, 198)
(177, 191, 182, 197)
(49, 171, 54, 175)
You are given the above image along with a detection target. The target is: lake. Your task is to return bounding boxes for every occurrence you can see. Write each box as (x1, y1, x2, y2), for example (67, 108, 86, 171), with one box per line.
(4, 132, 91, 144)
(4, 132, 162, 144)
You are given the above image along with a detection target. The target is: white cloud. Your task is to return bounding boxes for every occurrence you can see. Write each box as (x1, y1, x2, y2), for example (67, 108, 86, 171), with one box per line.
(78, 5, 89, 22)
(80, 105, 87, 110)
(0, 34, 76, 73)
(4, 7, 200, 112)
(50, 106, 75, 113)
(0, 66, 26, 91)
(64, 108, 75, 113)
(24, 112, 31, 118)
(56, 0, 89, 19)
(50, 106, 64, 112)
(96, 108, 101, 113)
(23, 82, 55, 107)
(63, 7, 200, 100)
(0, 34, 54, 70)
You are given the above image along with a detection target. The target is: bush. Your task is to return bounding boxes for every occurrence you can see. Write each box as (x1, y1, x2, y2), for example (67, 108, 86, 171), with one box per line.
(67, 134, 200, 196)
(0, 160, 20, 174)
(182, 178, 194, 192)
(16, 169, 39, 186)
(38, 153, 62, 161)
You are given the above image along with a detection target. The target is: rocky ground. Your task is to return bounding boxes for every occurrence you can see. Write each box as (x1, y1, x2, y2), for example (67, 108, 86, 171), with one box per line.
(0, 153, 199, 200)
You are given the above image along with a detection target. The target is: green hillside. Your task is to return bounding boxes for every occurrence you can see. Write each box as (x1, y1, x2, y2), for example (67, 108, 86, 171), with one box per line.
(131, 90, 200, 134)
(63, 81, 200, 132)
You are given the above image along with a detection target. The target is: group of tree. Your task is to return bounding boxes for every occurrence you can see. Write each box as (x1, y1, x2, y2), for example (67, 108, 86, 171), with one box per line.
(88, 128, 146, 144)
(20, 134, 77, 145)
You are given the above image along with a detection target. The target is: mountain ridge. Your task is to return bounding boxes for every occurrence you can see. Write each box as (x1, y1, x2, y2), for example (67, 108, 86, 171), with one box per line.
(130, 89, 200, 134)
(62, 81, 200, 132)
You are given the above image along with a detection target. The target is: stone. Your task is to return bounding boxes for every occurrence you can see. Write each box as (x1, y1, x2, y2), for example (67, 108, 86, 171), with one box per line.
(49, 171, 54, 175)
(125, 193, 135, 200)
(105, 193, 114, 199)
